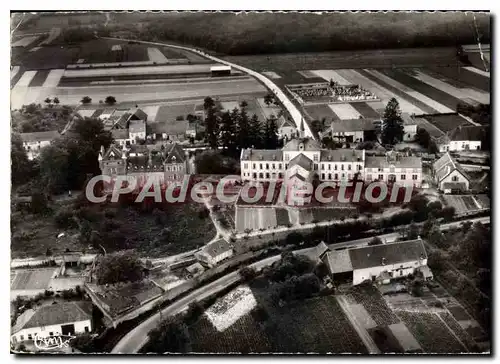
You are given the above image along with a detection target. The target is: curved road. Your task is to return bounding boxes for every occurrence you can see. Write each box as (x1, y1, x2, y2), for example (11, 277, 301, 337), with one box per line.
(102, 37, 315, 139)
(111, 215, 489, 353)
(111, 254, 281, 353)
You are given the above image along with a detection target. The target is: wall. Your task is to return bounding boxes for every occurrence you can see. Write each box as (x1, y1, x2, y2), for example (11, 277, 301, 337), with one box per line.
(438, 169, 470, 191)
(449, 140, 481, 152)
(12, 319, 92, 343)
(352, 259, 427, 286)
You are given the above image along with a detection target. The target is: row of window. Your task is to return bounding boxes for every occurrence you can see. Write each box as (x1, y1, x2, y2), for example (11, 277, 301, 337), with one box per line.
(365, 174, 419, 181)
(244, 162, 363, 171)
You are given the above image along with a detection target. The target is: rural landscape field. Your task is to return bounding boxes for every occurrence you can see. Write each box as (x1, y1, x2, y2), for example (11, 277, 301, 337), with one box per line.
(10, 11, 491, 356)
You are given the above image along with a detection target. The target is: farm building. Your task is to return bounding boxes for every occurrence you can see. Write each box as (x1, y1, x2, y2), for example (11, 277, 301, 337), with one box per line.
(20, 130, 60, 160)
(210, 65, 231, 77)
(323, 239, 431, 286)
(433, 152, 471, 193)
(129, 119, 146, 143)
(321, 113, 417, 144)
(11, 301, 93, 344)
(278, 116, 297, 140)
(438, 125, 485, 152)
(111, 129, 129, 146)
(195, 239, 233, 267)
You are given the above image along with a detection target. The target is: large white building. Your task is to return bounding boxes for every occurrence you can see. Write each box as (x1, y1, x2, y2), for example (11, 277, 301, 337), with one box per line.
(323, 239, 431, 286)
(240, 137, 422, 187)
(11, 301, 92, 344)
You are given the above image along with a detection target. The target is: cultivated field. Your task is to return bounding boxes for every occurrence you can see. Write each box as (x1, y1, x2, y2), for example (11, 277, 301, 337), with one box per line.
(190, 290, 367, 353)
(442, 195, 485, 215)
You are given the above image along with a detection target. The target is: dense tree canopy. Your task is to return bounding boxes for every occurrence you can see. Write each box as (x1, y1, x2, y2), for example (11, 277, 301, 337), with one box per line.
(94, 250, 144, 285)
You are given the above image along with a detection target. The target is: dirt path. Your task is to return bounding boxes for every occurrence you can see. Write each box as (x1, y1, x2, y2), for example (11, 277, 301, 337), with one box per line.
(336, 295, 380, 354)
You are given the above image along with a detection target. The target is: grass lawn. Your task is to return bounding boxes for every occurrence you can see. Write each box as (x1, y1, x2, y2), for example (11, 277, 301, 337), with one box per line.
(13, 45, 80, 70)
(303, 104, 338, 122)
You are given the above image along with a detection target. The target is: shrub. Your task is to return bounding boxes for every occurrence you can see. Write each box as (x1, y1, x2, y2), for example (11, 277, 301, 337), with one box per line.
(54, 206, 78, 229)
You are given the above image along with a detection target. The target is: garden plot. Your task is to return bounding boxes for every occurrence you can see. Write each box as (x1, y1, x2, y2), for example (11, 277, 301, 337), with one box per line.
(442, 195, 481, 215)
(257, 98, 281, 119)
(204, 285, 257, 332)
(310, 69, 351, 85)
(11, 268, 58, 290)
(147, 47, 169, 63)
(363, 69, 453, 113)
(463, 66, 490, 79)
(261, 71, 281, 79)
(42, 69, 65, 87)
(304, 104, 338, 121)
(220, 101, 241, 112)
(328, 103, 362, 120)
(15, 70, 38, 87)
(410, 70, 490, 105)
(335, 69, 424, 114)
(297, 70, 317, 78)
(155, 103, 196, 122)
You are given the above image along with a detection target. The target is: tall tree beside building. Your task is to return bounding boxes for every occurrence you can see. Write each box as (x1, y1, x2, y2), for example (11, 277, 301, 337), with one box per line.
(219, 110, 237, 155)
(381, 98, 404, 145)
(204, 105, 219, 150)
(249, 114, 263, 148)
(236, 107, 251, 149)
(11, 133, 34, 186)
(263, 115, 279, 149)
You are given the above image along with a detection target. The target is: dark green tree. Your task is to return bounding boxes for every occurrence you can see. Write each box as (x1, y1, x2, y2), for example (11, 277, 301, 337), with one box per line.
(94, 250, 143, 285)
(236, 107, 251, 149)
(219, 110, 236, 155)
(81, 96, 92, 104)
(381, 98, 404, 145)
(263, 115, 279, 149)
(11, 133, 34, 186)
(249, 114, 263, 148)
(143, 316, 189, 353)
(204, 105, 219, 150)
(264, 93, 274, 107)
(104, 96, 116, 105)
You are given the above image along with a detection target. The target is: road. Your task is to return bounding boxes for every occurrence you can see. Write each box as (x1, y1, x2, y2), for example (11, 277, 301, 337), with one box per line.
(111, 215, 489, 353)
(102, 37, 315, 140)
(111, 254, 280, 353)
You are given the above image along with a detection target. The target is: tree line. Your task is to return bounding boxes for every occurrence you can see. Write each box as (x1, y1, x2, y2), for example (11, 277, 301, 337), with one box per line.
(202, 96, 281, 156)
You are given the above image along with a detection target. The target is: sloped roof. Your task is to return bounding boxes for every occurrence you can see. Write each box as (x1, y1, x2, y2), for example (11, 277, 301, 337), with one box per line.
(325, 249, 353, 274)
(348, 239, 427, 270)
(129, 108, 148, 121)
(164, 143, 186, 163)
(111, 129, 129, 140)
(278, 116, 295, 129)
(12, 302, 92, 334)
(288, 153, 313, 170)
(20, 130, 60, 143)
(202, 239, 232, 258)
(328, 118, 378, 133)
(448, 125, 484, 141)
(442, 182, 468, 190)
(240, 149, 283, 161)
(283, 137, 322, 151)
(320, 149, 364, 162)
(365, 155, 421, 169)
(433, 152, 470, 182)
(129, 119, 146, 134)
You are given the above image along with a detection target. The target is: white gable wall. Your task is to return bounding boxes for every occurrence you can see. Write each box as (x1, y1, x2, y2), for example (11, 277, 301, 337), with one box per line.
(352, 258, 427, 286)
(11, 319, 92, 343)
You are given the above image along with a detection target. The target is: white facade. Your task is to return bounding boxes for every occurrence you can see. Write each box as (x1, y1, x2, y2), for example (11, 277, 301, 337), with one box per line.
(364, 166, 422, 188)
(403, 124, 417, 141)
(195, 249, 233, 267)
(437, 169, 470, 192)
(332, 130, 365, 143)
(278, 125, 296, 140)
(11, 319, 91, 344)
(439, 140, 482, 152)
(352, 257, 427, 286)
(23, 140, 52, 160)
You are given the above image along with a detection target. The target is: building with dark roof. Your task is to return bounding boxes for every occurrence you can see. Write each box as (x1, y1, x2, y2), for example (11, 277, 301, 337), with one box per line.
(240, 136, 421, 190)
(323, 239, 430, 286)
(99, 143, 188, 191)
(433, 152, 471, 193)
(11, 301, 92, 344)
(436, 122, 484, 152)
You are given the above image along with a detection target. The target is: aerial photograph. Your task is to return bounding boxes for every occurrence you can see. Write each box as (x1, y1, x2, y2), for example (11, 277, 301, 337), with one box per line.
(9, 11, 491, 355)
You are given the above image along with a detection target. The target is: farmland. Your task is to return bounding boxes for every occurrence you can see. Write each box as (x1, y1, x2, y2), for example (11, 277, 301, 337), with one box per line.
(189, 287, 367, 353)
